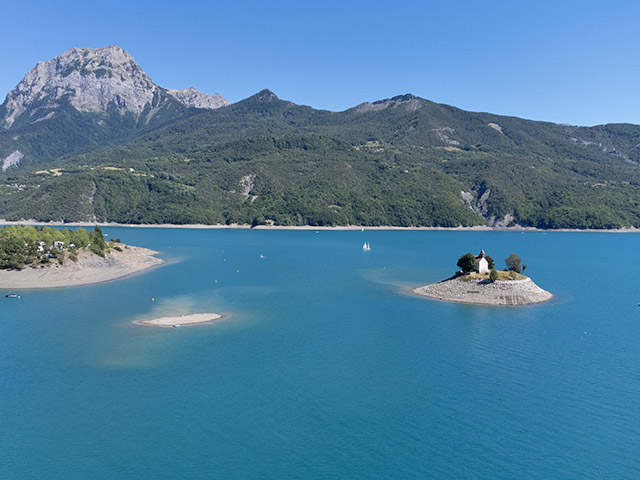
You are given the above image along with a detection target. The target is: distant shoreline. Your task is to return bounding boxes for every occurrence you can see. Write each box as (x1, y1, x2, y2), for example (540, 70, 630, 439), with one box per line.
(1, 220, 639, 233)
(0, 245, 163, 289)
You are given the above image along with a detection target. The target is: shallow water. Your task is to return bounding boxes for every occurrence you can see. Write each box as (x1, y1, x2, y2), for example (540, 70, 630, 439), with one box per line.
(1, 228, 639, 479)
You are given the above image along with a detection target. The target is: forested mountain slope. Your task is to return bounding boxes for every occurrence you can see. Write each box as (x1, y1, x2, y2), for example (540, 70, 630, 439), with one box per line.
(2, 47, 640, 228)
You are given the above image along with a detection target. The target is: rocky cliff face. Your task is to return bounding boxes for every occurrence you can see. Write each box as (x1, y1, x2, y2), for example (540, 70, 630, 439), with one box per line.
(1, 45, 229, 128)
(166, 87, 229, 109)
(354, 94, 425, 113)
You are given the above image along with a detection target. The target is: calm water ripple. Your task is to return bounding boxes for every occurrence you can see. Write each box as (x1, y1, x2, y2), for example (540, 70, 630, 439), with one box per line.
(1, 228, 639, 479)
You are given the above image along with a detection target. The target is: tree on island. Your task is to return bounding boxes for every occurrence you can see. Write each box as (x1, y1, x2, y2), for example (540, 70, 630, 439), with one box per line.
(486, 255, 495, 270)
(89, 226, 108, 257)
(505, 253, 523, 273)
(489, 268, 499, 282)
(457, 253, 476, 274)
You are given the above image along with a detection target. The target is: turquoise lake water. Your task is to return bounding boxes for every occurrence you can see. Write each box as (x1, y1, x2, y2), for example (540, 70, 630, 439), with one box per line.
(1, 228, 639, 479)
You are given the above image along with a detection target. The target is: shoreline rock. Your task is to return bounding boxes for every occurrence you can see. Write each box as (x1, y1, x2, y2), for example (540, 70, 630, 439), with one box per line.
(413, 276, 552, 306)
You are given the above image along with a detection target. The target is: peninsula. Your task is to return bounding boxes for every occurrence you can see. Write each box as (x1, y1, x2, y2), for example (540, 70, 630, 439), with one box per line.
(413, 251, 552, 306)
(0, 225, 163, 289)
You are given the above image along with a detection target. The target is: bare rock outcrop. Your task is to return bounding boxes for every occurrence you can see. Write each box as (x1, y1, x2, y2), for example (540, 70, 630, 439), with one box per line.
(2, 45, 229, 128)
(2, 150, 24, 171)
(167, 86, 229, 109)
(355, 94, 424, 113)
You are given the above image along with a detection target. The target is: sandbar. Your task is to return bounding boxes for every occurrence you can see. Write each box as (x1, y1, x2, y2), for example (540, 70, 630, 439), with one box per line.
(413, 276, 552, 306)
(0, 245, 163, 289)
(134, 313, 223, 327)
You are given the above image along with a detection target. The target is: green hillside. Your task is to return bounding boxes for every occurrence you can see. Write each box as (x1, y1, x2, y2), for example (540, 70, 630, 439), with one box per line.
(2, 91, 640, 228)
(0, 95, 200, 167)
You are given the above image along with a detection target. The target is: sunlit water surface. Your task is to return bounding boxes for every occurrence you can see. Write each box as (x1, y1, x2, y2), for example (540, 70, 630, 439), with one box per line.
(1, 228, 639, 479)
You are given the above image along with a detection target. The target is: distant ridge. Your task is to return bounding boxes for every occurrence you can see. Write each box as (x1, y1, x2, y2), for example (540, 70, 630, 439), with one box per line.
(354, 94, 426, 113)
(1, 46, 640, 229)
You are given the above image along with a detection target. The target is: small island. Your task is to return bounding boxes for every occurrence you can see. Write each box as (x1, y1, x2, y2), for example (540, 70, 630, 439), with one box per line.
(133, 313, 223, 328)
(0, 225, 163, 289)
(413, 250, 552, 306)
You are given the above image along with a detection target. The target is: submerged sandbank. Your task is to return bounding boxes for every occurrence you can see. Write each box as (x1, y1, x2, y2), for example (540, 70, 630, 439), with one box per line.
(0, 246, 163, 289)
(134, 313, 223, 327)
(413, 276, 552, 306)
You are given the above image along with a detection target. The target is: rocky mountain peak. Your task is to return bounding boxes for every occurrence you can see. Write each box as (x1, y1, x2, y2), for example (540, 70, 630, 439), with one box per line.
(355, 93, 424, 113)
(166, 86, 230, 109)
(251, 89, 279, 101)
(1, 45, 229, 128)
(2, 46, 156, 127)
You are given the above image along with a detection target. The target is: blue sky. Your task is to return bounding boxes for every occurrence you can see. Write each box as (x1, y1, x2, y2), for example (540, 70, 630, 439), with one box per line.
(2, 0, 638, 126)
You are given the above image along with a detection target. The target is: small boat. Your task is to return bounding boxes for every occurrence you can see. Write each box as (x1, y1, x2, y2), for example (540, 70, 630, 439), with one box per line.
(5, 293, 20, 298)
(362, 242, 371, 252)
(172, 324, 182, 328)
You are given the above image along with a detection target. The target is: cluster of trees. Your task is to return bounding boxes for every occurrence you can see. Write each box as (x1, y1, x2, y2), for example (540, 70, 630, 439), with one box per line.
(457, 253, 478, 274)
(456, 253, 496, 273)
(0, 225, 111, 270)
(456, 251, 525, 282)
(0, 135, 484, 227)
(504, 253, 526, 274)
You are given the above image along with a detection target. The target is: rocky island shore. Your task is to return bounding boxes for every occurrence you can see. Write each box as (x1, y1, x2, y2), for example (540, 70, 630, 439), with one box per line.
(413, 276, 552, 306)
(0, 246, 163, 289)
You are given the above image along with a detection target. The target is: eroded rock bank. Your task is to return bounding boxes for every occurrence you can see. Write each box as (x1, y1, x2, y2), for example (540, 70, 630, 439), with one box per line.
(413, 277, 552, 306)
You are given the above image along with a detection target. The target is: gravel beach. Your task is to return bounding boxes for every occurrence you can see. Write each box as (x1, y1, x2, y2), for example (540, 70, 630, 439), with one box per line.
(0, 245, 163, 289)
(413, 277, 552, 306)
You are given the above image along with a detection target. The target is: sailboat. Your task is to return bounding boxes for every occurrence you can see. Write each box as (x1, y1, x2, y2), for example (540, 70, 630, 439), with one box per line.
(362, 242, 371, 252)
